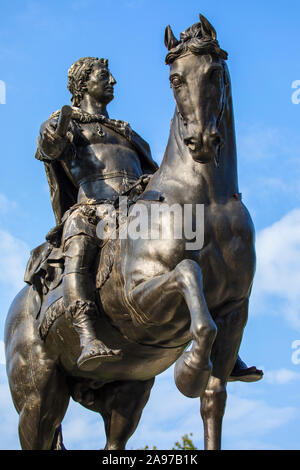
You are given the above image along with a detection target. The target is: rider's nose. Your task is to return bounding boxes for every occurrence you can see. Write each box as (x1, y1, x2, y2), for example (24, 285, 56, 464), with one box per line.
(109, 74, 117, 85)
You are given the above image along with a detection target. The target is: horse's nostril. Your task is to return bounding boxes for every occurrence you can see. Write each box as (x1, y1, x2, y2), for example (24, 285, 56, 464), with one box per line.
(184, 137, 198, 151)
(210, 134, 223, 147)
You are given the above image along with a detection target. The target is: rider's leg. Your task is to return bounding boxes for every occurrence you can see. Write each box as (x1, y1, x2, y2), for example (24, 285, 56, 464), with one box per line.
(63, 234, 121, 371)
(229, 355, 263, 382)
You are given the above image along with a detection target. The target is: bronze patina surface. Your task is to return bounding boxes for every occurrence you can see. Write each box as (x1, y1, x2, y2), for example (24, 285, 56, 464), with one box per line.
(5, 15, 262, 450)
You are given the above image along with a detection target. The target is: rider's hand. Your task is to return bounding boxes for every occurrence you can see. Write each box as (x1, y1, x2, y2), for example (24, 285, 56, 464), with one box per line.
(39, 120, 73, 160)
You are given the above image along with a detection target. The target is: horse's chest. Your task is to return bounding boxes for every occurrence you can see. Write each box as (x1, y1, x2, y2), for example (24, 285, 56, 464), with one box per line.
(207, 201, 253, 249)
(196, 201, 255, 302)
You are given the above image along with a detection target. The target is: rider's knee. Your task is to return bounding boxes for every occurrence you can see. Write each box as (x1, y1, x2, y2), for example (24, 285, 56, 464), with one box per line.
(64, 235, 97, 256)
(63, 235, 99, 275)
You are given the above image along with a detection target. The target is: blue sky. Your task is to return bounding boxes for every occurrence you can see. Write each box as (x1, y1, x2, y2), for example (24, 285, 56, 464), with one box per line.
(1, 0, 300, 450)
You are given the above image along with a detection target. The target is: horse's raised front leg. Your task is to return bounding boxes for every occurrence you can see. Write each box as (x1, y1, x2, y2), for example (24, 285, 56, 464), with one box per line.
(200, 299, 249, 450)
(126, 259, 217, 398)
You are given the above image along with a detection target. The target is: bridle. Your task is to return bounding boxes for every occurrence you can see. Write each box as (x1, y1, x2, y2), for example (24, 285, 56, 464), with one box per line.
(175, 59, 228, 167)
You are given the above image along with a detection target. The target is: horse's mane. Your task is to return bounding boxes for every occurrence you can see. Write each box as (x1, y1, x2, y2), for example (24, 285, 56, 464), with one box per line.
(165, 22, 228, 65)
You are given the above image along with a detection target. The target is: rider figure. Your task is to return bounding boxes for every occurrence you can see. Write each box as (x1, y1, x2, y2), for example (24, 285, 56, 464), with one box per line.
(36, 56, 262, 381)
(36, 57, 158, 371)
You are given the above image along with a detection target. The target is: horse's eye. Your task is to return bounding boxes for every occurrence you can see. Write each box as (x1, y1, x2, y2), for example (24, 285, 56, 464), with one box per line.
(170, 76, 182, 88)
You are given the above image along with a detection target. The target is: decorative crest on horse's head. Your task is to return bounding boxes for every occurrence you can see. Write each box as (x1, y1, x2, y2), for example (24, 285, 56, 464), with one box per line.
(164, 14, 228, 64)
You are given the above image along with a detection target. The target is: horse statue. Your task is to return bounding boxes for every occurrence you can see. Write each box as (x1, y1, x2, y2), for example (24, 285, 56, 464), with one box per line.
(4, 15, 257, 450)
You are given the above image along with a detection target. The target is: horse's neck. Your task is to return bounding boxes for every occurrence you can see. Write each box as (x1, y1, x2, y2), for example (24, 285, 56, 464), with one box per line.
(152, 95, 239, 205)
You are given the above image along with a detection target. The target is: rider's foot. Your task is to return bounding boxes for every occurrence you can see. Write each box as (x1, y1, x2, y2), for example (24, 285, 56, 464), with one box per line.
(228, 356, 263, 382)
(77, 339, 122, 371)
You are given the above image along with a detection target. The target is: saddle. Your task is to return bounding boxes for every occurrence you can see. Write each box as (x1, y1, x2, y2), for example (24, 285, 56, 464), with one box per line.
(24, 175, 161, 340)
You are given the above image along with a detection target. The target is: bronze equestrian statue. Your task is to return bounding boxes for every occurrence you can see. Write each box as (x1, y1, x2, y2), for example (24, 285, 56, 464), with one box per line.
(5, 15, 262, 450)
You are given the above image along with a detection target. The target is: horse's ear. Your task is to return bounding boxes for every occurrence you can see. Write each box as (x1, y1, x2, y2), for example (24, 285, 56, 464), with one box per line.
(164, 25, 179, 50)
(199, 14, 217, 40)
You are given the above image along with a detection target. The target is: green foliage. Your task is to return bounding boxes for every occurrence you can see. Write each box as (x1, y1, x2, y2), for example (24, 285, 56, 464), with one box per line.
(142, 433, 197, 450)
(172, 433, 197, 450)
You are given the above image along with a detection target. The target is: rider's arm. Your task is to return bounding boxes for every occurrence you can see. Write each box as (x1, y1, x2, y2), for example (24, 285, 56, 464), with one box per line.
(36, 112, 75, 162)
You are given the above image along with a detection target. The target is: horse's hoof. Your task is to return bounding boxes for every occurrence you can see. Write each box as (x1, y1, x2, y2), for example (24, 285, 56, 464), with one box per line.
(174, 351, 212, 398)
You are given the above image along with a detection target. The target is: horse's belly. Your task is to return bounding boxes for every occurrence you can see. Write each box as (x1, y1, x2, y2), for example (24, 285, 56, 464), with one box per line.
(88, 343, 186, 382)
(52, 312, 186, 382)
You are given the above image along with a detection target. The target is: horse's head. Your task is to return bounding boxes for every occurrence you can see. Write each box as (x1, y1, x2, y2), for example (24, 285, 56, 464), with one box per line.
(165, 15, 229, 165)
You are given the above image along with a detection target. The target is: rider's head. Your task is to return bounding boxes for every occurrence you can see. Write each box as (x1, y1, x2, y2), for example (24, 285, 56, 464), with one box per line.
(68, 57, 116, 108)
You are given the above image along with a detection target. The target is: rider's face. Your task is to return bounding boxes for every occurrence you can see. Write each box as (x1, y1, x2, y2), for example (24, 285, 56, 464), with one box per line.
(86, 64, 117, 105)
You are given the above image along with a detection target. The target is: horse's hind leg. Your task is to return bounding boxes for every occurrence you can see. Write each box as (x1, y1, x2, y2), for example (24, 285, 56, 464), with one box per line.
(17, 361, 70, 450)
(200, 299, 249, 450)
(126, 259, 217, 398)
(104, 379, 155, 450)
(79, 379, 154, 449)
(6, 320, 70, 449)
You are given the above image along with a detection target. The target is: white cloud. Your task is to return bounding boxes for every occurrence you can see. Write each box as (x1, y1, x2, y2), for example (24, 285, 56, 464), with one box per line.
(252, 208, 300, 330)
(224, 393, 296, 439)
(237, 124, 300, 165)
(264, 368, 300, 385)
(0, 341, 5, 365)
(238, 126, 282, 162)
(62, 404, 105, 450)
(236, 125, 300, 225)
(227, 439, 281, 450)
(0, 193, 17, 214)
(0, 229, 29, 292)
(0, 372, 20, 450)
(255, 209, 300, 298)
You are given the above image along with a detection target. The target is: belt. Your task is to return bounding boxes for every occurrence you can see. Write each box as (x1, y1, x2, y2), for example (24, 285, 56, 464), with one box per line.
(78, 171, 140, 186)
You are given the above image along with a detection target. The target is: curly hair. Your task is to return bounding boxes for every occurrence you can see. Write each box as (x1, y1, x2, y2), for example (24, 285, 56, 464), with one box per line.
(67, 57, 109, 107)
